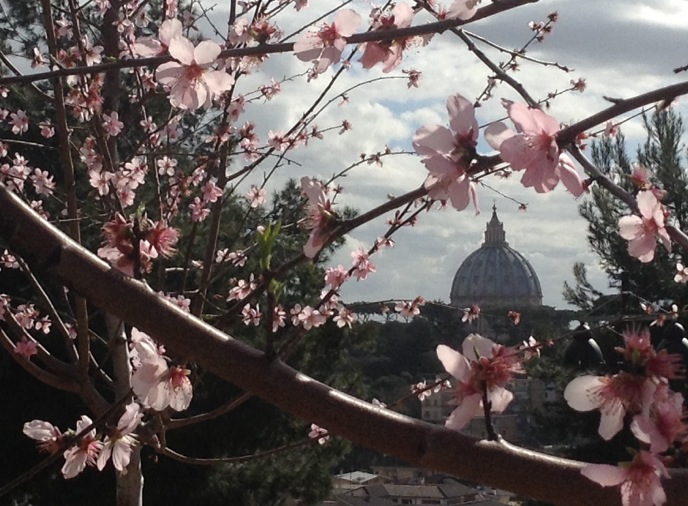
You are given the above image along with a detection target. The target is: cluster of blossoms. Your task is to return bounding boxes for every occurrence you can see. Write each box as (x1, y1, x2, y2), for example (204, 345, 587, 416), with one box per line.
(0, 146, 56, 199)
(292, 0, 480, 76)
(97, 214, 179, 276)
(234, 288, 355, 332)
(23, 403, 142, 478)
(395, 296, 426, 318)
(411, 377, 452, 402)
(436, 334, 530, 430)
(413, 93, 586, 215)
(0, 291, 53, 360)
(564, 327, 686, 505)
(287, 297, 355, 331)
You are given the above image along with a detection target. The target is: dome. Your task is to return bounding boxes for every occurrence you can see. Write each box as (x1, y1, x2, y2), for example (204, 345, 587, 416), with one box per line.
(450, 206, 542, 308)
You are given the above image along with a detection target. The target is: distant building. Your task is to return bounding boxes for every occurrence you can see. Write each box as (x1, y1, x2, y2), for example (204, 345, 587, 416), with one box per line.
(450, 206, 542, 308)
(339, 483, 481, 505)
(334, 471, 387, 491)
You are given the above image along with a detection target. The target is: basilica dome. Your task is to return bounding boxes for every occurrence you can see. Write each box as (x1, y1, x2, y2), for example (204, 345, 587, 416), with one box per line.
(450, 207, 543, 308)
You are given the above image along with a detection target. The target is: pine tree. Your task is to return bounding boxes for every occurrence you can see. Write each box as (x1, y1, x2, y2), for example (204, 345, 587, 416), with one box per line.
(565, 109, 688, 311)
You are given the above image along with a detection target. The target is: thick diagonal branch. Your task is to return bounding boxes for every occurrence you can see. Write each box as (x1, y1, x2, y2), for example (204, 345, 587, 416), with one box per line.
(3, 185, 686, 506)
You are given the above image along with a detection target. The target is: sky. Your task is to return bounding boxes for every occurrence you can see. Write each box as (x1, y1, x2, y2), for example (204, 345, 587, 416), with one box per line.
(211, 0, 688, 309)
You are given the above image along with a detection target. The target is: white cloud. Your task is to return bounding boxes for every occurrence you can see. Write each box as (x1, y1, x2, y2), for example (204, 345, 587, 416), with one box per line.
(202, 0, 686, 310)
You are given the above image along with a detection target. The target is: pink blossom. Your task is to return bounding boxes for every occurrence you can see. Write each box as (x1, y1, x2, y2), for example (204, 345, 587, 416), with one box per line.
(618, 190, 671, 263)
(308, 423, 329, 444)
(351, 246, 376, 280)
(334, 307, 355, 328)
(325, 265, 349, 288)
(39, 122, 54, 138)
(241, 303, 262, 326)
(62, 416, 103, 479)
(132, 19, 183, 57)
(485, 100, 584, 196)
(15, 303, 39, 329)
(97, 403, 142, 472)
(89, 169, 113, 196)
(227, 275, 256, 301)
(437, 334, 521, 431)
(190, 197, 210, 222)
(202, 180, 224, 203)
(395, 296, 425, 318)
(412, 381, 432, 401)
(10, 110, 29, 135)
(294, 9, 361, 74)
(581, 451, 668, 506)
(360, 3, 415, 73)
(245, 184, 266, 207)
(131, 336, 193, 411)
(260, 79, 281, 100)
(81, 36, 103, 66)
(272, 305, 287, 332)
(462, 304, 480, 323)
(23, 419, 64, 454)
(98, 214, 166, 275)
(155, 36, 234, 110)
(605, 120, 619, 138)
(1, 249, 18, 268)
(297, 305, 327, 330)
(15, 336, 38, 359)
(31, 168, 56, 196)
(564, 373, 656, 440)
(631, 388, 685, 454)
(674, 262, 688, 283)
(413, 94, 479, 212)
(102, 112, 124, 137)
(403, 68, 421, 88)
(301, 177, 336, 258)
(147, 221, 180, 258)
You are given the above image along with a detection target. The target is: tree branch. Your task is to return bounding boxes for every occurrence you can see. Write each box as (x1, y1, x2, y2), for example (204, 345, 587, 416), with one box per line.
(3, 184, 687, 505)
(0, 0, 537, 86)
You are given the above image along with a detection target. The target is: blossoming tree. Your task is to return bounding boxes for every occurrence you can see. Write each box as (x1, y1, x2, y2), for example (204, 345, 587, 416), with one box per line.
(2, 0, 688, 505)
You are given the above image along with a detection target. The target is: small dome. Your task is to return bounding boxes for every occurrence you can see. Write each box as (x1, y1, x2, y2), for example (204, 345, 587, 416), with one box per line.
(450, 206, 542, 308)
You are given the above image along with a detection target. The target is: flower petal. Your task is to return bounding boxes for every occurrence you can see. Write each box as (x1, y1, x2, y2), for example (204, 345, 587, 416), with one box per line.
(446, 94, 478, 140)
(558, 155, 585, 197)
(581, 464, 626, 487)
(413, 125, 455, 158)
(194, 40, 222, 66)
(334, 9, 362, 36)
(168, 36, 195, 65)
(484, 122, 514, 151)
(564, 375, 604, 411)
(445, 393, 482, 430)
(436, 344, 470, 380)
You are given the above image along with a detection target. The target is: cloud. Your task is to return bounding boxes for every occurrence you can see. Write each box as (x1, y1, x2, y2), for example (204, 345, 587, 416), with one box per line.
(202, 1, 684, 311)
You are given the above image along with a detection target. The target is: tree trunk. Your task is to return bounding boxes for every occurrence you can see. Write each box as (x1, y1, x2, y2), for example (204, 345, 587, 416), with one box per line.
(107, 315, 144, 506)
